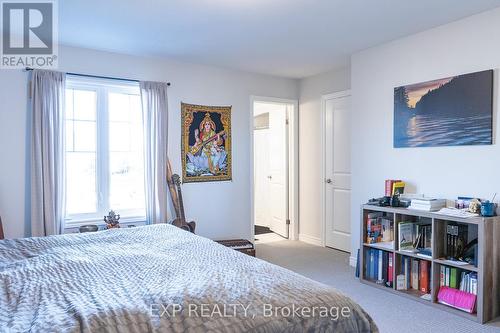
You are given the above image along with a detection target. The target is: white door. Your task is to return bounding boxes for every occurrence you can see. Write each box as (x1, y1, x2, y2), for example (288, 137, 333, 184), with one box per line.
(254, 129, 270, 227)
(268, 105, 288, 237)
(324, 94, 351, 252)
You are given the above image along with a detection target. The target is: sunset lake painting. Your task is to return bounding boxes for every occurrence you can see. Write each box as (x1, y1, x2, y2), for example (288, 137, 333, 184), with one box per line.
(394, 70, 493, 148)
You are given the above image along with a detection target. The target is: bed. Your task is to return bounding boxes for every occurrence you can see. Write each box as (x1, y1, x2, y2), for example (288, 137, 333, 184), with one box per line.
(0, 224, 377, 332)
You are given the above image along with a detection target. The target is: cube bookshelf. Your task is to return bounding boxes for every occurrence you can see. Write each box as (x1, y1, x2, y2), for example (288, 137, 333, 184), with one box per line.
(359, 205, 500, 324)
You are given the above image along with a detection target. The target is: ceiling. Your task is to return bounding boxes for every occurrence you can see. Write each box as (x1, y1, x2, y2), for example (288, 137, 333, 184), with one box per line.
(58, 0, 500, 78)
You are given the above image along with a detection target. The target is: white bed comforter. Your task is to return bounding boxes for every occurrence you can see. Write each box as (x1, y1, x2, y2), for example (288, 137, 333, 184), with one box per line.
(0, 225, 377, 333)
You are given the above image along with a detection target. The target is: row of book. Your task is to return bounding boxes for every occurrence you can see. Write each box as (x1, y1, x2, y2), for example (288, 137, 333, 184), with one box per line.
(396, 256, 431, 294)
(446, 224, 468, 259)
(365, 249, 393, 287)
(366, 212, 394, 245)
(439, 266, 478, 295)
(384, 179, 405, 196)
(398, 221, 432, 258)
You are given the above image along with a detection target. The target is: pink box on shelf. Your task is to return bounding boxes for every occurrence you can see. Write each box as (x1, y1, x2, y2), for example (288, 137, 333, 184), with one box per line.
(437, 286, 476, 313)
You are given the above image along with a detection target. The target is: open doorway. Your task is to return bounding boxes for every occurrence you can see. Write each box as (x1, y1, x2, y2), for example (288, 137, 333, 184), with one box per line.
(251, 97, 298, 243)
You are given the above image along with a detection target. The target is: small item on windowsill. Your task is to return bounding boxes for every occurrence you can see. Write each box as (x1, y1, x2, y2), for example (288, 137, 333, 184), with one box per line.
(104, 210, 121, 229)
(79, 225, 99, 233)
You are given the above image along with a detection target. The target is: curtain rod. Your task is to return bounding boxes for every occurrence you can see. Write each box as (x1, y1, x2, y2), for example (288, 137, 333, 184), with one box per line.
(24, 67, 171, 86)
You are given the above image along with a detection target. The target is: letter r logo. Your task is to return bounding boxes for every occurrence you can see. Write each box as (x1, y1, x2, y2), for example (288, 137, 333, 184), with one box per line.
(2, 1, 54, 54)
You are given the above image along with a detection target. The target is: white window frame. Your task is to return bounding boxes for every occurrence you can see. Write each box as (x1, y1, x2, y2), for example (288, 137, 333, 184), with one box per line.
(64, 76, 146, 227)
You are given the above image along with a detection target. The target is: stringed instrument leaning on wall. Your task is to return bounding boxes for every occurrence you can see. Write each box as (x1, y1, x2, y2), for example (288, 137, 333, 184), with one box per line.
(167, 160, 196, 233)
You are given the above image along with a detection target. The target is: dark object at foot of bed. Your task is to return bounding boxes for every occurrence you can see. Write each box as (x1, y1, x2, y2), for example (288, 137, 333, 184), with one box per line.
(216, 239, 255, 256)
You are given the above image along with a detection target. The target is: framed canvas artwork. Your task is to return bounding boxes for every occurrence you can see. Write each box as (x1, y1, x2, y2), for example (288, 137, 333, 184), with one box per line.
(394, 70, 493, 148)
(181, 103, 232, 183)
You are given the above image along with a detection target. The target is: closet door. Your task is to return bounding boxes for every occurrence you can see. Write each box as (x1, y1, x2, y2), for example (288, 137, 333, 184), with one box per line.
(324, 94, 351, 252)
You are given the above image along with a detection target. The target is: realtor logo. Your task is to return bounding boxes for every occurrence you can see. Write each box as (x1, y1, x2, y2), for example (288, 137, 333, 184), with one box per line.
(1, 0, 58, 68)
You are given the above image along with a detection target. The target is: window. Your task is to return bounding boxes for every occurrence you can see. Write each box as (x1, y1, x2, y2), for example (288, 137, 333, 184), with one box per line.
(65, 77, 145, 225)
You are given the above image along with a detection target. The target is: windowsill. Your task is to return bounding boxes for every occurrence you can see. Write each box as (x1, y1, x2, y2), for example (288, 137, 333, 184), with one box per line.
(63, 217, 147, 234)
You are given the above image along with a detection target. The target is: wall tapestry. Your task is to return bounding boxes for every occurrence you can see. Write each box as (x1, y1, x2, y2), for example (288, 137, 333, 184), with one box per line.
(394, 69, 493, 148)
(181, 103, 232, 183)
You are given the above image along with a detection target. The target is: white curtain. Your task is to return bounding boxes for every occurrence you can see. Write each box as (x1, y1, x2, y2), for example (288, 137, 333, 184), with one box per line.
(30, 69, 66, 236)
(140, 81, 169, 224)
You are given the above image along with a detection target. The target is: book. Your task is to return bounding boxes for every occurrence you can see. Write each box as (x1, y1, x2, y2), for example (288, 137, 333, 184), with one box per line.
(369, 249, 375, 280)
(385, 180, 394, 197)
(392, 181, 405, 195)
(366, 249, 371, 279)
(366, 213, 381, 243)
(445, 224, 468, 260)
(440, 266, 445, 287)
(388, 253, 394, 287)
(396, 274, 406, 290)
(459, 271, 466, 291)
(355, 249, 360, 278)
(382, 251, 388, 284)
(398, 222, 415, 251)
(450, 268, 458, 289)
(411, 198, 446, 205)
(411, 259, 419, 290)
(420, 260, 430, 293)
(385, 179, 401, 196)
(404, 257, 410, 290)
(380, 218, 394, 242)
(377, 250, 383, 282)
(471, 274, 478, 295)
(409, 203, 446, 211)
(409, 198, 446, 211)
(367, 213, 394, 245)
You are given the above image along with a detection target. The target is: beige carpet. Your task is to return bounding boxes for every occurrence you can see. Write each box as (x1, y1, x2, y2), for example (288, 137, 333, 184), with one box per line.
(256, 239, 500, 333)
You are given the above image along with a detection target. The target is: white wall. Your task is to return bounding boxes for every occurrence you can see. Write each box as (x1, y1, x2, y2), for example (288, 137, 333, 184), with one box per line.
(351, 7, 500, 257)
(0, 45, 299, 240)
(298, 67, 351, 244)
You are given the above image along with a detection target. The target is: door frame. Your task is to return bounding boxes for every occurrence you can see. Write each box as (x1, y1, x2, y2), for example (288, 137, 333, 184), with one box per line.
(320, 90, 351, 248)
(250, 96, 299, 241)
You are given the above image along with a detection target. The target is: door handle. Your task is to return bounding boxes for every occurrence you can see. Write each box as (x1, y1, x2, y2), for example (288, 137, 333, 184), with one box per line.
(267, 175, 272, 180)
(326, 178, 332, 184)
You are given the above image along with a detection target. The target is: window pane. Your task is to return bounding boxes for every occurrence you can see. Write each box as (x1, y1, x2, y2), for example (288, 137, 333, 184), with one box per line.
(109, 152, 145, 213)
(74, 90, 96, 120)
(108, 93, 145, 216)
(109, 122, 131, 152)
(65, 89, 74, 119)
(66, 152, 97, 215)
(109, 92, 131, 122)
(74, 120, 96, 152)
(65, 121, 74, 152)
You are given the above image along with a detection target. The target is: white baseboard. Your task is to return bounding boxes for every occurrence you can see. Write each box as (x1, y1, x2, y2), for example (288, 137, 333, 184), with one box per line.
(349, 255, 357, 268)
(298, 234, 323, 246)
